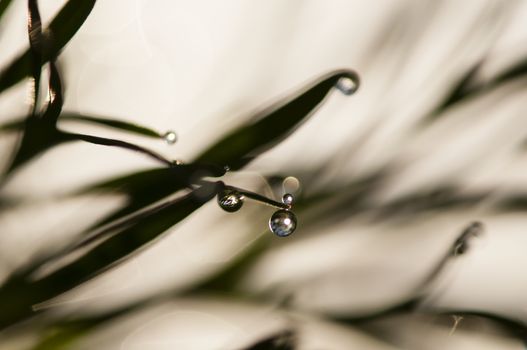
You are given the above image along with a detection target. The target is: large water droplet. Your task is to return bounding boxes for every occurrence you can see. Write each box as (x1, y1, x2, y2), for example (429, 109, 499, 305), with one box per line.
(217, 189, 243, 212)
(163, 131, 177, 144)
(335, 76, 358, 95)
(269, 210, 297, 237)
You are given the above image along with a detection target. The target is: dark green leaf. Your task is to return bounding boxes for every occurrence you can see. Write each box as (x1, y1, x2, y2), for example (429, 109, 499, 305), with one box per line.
(61, 131, 172, 166)
(60, 113, 164, 138)
(27, 0, 44, 116)
(425, 56, 527, 124)
(0, 183, 219, 330)
(241, 330, 296, 350)
(3, 121, 67, 175)
(80, 163, 225, 227)
(1, 113, 166, 139)
(427, 62, 482, 120)
(4, 59, 64, 174)
(0, 0, 96, 94)
(195, 69, 359, 170)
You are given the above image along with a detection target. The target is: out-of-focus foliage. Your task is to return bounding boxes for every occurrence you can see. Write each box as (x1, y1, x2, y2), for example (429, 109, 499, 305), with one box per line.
(1, 0, 527, 349)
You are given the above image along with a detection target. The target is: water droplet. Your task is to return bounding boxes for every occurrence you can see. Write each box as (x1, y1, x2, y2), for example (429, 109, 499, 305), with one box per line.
(335, 76, 358, 95)
(224, 165, 230, 172)
(163, 131, 177, 144)
(282, 193, 294, 206)
(217, 189, 243, 212)
(269, 210, 297, 237)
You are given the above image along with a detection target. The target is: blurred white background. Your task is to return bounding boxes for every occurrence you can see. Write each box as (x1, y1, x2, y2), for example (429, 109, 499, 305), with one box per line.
(1, 0, 527, 349)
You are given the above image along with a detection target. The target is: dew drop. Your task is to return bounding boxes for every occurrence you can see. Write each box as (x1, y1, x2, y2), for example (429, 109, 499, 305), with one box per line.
(163, 130, 177, 144)
(282, 193, 294, 206)
(217, 189, 243, 212)
(335, 76, 358, 95)
(269, 210, 297, 237)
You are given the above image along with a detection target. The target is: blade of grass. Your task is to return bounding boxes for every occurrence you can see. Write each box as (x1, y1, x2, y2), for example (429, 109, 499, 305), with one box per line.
(5, 59, 65, 174)
(27, 0, 43, 116)
(1, 113, 168, 139)
(60, 113, 165, 138)
(242, 330, 296, 350)
(195, 69, 359, 170)
(0, 182, 219, 330)
(0, 0, 96, 94)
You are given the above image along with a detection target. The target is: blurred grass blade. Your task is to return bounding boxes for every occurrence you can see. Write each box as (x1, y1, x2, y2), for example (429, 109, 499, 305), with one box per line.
(80, 163, 225, 227)
(0, 0, 96, 94)
(41, 61, 63, 123)
(1, 112, 168, 141)
(426, 56, 527, 124)
(60, 113, 165, 138)
(0, 183, 219, 329)
(5, 60, 65, 174)
(195, 69, 359, 170)
(61, 131, 172, 166)
(241, 330, 296, 350)
(0, 0, 14, 24)
(27, 0, 43, 116)
(427, 62, 482, 121)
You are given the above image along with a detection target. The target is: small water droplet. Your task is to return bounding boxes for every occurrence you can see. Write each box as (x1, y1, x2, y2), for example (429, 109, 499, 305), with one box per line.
(163, 131, 177, 145)
(171, 159, 183, 166)
(217, 189, 243, 212)
(224, 165, 230, 172)
(335, 76, 358, 95)
(282, 193, 294, 206)
(269, 210, 297, 237)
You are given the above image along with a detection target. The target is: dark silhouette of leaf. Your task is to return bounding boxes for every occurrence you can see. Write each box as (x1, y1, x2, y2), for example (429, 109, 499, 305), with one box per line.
(241, 330, 296, 350)
(0, 183, 219, 330)
(0, 0, 14, 22)
(336, 222, 485, 324)
(426, 62, 482, 121)
(80, 163, 225, 227)
(195, 69, 359, 170)
(0, 0, 96, 94)
(60, 113, 165, 138)
(1, 113, 167, 139)
(27, 0, 43, 116)
(424, 56, 527, 124)
(61, 131, 172, 166)
(5, 59, 65, 174)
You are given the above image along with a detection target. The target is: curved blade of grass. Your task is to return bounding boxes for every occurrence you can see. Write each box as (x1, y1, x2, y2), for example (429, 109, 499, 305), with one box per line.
(27, 0, 43, 116)
(60, 113, 165, 138)
(425, 56, 527, 124)
(1, 114, 165, 139)
(61, 131, 173, 166)
(78, 163, 225, 227)
(0, 0, 96, 94)
(0, 183, 219, 330)
(195, 69, 359, 170)
(5, 60, 65, 174)
(242, 330, 296, 350)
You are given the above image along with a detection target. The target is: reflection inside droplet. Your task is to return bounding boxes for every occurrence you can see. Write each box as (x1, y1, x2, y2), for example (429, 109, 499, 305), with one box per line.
(282, 193, 294, 206)
(217, 190, 244, 213)
(335, 76, 358, 95)
(269, 210, 297, 237)
(163, 130, 178, 144)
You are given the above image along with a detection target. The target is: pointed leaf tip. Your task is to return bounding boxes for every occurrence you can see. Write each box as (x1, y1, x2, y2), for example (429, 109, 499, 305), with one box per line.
(195, 69, 360, 170)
